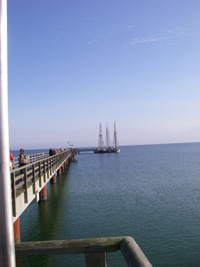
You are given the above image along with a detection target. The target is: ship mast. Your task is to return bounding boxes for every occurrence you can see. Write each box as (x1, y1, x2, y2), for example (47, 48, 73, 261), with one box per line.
(113, 121, 119, 148)
(106, 124, 111, 148)
(98, 123, 104, 149)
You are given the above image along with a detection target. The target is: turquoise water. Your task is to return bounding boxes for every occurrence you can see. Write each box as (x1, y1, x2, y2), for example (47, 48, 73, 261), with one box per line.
(17, 143, 200, 266)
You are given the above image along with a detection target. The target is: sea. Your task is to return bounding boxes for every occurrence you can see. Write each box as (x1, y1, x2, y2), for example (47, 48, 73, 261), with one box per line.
(12, 143, 200, 267)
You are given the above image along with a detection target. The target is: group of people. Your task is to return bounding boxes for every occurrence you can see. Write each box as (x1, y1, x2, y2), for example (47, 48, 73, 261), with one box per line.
(10, 147, 63, 171)
(9, 148, 28, 170)
(49, 148, 58, 156)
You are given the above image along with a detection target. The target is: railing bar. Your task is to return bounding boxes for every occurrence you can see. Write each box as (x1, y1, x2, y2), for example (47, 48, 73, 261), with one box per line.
(120, 237, 152, 267)
(15, 237, 125, 256)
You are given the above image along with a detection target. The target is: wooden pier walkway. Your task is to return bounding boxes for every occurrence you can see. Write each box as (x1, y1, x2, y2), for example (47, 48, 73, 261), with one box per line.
(11, 149, 77, 237)
(77, 148, 95, 153)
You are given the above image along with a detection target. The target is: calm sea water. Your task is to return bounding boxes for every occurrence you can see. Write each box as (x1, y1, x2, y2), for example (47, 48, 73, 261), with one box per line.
(16, 143, 200, 267)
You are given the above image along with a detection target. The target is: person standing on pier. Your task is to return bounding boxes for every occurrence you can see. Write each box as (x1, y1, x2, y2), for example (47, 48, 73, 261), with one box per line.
(18, 148, 28, 167)
(9, 150, 14, 170)
(49, 148, 54, 156)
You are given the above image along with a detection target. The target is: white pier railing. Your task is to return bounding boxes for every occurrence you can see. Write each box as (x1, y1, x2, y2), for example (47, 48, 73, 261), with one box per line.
(11, 149, 74, 222)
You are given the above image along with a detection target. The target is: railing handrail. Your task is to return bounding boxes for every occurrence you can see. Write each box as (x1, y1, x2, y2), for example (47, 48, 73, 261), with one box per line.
(15, 236, 152, 266)
(12, 150, 66, 168)
(11, 150, 76, 220)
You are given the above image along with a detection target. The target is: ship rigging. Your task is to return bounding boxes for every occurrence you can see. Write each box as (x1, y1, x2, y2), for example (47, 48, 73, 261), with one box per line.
(94, 122, 120, 153)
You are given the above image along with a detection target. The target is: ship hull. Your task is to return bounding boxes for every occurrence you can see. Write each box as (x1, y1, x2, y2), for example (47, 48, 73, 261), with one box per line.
(94, 149, 106, 154)
(112, 147, 120, 153)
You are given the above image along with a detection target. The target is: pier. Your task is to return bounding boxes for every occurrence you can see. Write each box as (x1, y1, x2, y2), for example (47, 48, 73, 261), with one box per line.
(78, 148, 95, 153)
(11, 149, 77, 242)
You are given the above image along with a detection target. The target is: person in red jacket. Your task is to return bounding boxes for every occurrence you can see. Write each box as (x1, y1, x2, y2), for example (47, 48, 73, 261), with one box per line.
(10, 151, 14, 170)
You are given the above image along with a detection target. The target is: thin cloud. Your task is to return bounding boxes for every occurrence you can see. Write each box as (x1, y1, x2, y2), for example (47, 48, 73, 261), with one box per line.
(130, 24, 200, 47)
(130, 36, 164, 46)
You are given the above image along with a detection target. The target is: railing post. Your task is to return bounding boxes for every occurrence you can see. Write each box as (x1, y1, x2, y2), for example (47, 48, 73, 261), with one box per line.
(48, 157, 51, 178)
(46, 158, 49, 179)
(39, 161, 42, 187)
(52, 157, 55, 174)
(24, 168, 28, 203)
(13, 218, 20, 243)
(43, 160, 46, 182)
(32, 164, 36, 193)
(85, 252, 107, 267)
(11, 171, 16, 217)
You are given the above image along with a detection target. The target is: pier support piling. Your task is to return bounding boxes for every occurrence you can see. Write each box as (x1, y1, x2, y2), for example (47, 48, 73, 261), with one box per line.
(64, 159, 68, 167)
(39, 185, 47, 201)
(14, 218, 20, 243)
(62, 163, 65, 170)
(57, 167, 62, 175)
(50, 175, 56, 184)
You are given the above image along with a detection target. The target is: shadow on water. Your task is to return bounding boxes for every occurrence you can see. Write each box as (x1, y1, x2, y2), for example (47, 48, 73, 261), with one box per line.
(19, 164, 85, 267)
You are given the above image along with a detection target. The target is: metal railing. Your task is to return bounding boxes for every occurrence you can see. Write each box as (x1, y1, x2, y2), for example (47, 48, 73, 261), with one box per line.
(15, 236, 152, 267)
(13, 150, 66, 169)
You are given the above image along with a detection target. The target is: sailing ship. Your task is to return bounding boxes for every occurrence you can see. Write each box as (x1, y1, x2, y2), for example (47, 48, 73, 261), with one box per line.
(94, 122, 120, 153)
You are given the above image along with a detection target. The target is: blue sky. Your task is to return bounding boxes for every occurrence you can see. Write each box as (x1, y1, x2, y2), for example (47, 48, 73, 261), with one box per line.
(7, 0, 200, 149)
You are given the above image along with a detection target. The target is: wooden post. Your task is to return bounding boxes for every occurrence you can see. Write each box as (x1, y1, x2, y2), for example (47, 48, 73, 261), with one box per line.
(13, 218, 20, 243)
(39, 161, 42, 187)
(11, 171, 16, 217)
(85, 252, 107, 267)
(39, 185, 47, 201)
(50, 175, 56, 184)
(62, 163, 65, 170)
(24, 167, 28, 203)
(57, 167, 61, 175)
